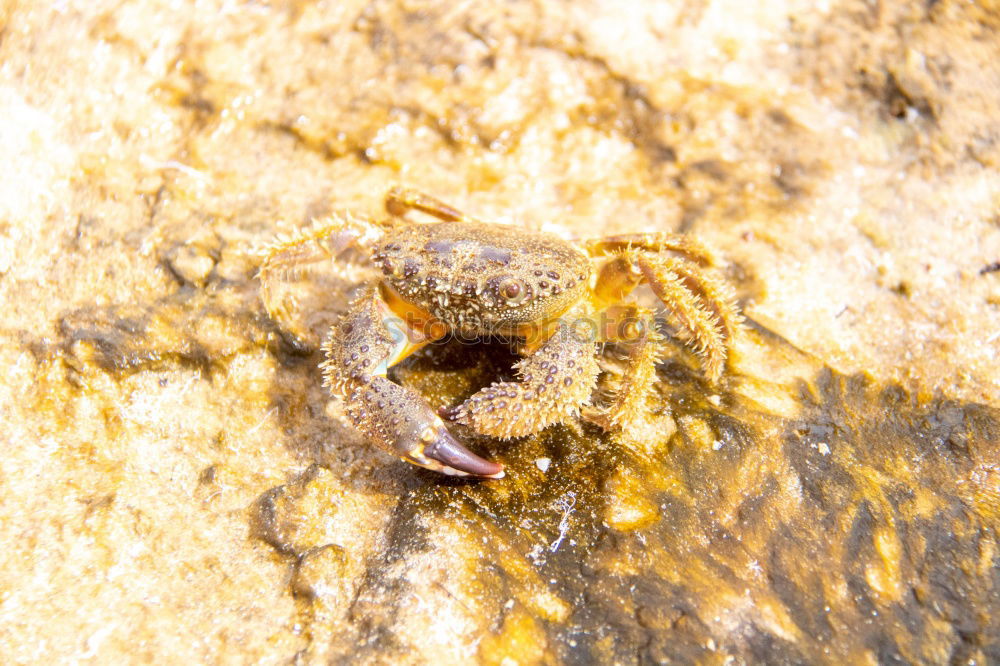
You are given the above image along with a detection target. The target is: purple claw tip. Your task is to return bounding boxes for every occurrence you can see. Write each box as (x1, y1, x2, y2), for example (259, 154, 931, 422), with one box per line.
(424, 430, 504, 478)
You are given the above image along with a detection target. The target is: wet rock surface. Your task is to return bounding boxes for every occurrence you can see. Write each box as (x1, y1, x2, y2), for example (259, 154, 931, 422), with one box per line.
(0, 1, 998, 663)
(317, 325, 1000, 664)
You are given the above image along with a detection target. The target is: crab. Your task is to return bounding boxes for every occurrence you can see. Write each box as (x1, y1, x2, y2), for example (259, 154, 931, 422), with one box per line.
(258, 188, 741, 478)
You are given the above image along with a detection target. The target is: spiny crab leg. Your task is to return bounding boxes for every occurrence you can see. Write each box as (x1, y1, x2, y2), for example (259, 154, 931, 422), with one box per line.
(257, 213, 386, 285)
(581, 306, 663, 431)
(443, 319, 600, 440)
(632, 251, 740, 382)
(257, 213, 386, 341)
(584, 232, 719, 266)
(321, 288, 504, 478)
(587, 238, 740, 383)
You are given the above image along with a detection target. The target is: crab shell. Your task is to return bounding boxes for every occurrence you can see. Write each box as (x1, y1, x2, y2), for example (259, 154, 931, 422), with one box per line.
(371, 222, 591, 338)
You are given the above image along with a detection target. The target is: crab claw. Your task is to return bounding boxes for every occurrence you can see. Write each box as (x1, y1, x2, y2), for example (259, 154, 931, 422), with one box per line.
(405, 422, 504, 478)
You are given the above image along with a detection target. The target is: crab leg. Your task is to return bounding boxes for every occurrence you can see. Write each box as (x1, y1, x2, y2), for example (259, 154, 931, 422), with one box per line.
(632, 251, 740, 382)
(257, 213, 387, 284)
(585, 232, 718, 267)
(582, 306, 664, 431)
(443, 322, 600, 439)
(592, 255, 644, 307)
(257, 213, 386, 342)
(321, 288, 504, 478)
(385, 186, 479, 223)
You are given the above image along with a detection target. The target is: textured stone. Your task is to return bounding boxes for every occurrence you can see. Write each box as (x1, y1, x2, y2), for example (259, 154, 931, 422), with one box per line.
(0, 1, 997, 664)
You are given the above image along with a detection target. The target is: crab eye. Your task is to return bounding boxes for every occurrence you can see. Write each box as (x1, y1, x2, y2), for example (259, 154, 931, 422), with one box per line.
(498, 277, 526, 305)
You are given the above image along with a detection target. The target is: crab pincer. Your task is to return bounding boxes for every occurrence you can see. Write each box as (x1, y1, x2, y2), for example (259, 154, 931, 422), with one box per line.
(320, 289, 503, 478)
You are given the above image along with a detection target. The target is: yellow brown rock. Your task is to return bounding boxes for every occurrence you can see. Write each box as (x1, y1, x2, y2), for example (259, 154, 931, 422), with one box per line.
(0, 1, 998, 664)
